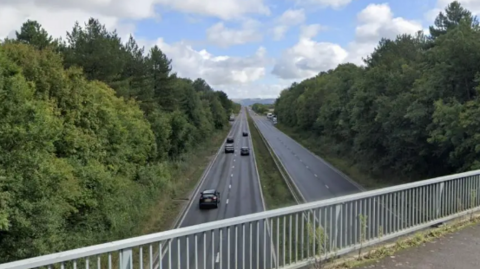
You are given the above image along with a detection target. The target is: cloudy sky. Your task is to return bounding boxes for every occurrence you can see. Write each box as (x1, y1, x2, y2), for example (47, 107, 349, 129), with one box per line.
(1, 0, 479, 99)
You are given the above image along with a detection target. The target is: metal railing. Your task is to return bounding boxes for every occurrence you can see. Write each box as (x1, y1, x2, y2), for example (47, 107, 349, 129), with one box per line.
(2, 170, 480, 269)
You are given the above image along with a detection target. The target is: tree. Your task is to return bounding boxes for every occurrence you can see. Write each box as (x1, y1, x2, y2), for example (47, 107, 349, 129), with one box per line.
(15, 20, 54, 50)
(274, 1, 480, 181)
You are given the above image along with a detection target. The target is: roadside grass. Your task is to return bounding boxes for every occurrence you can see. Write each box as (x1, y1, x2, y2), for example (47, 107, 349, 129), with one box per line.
(140, 126, 231, 234)
(275, 124, 409, 190)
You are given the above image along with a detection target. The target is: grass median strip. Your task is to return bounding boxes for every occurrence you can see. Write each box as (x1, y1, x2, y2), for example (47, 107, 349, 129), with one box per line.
(247, 110, 304, 266)
(247, 111, 296, 209)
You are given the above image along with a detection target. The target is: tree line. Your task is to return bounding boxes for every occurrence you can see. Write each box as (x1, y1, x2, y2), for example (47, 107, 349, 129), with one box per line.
(251, 103, 274, 114)
(274, 1, 480, 182)
(0, 18, 240, 262)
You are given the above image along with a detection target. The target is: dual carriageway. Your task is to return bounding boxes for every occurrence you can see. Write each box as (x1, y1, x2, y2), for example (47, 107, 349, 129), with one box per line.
(4, 106, 480, 269)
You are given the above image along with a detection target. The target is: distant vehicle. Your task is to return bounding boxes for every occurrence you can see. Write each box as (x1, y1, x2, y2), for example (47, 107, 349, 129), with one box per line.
(225, 143, 234, 153)
(199, 189, 220, 209)
(243, 131, 248, 137)
(229, 115, 235, 121)
(226, 137, 234, 143)
(267, 113, 273, 118)
(240, 146, 250, 156)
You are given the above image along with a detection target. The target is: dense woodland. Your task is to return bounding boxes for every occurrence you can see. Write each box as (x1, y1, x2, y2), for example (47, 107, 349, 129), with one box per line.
(0, 18, 239, 262)
(274, 2, 480, 180)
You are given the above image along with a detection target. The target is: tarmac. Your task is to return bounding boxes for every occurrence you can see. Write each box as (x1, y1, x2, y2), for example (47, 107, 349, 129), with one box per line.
(355, 223, 480, 269)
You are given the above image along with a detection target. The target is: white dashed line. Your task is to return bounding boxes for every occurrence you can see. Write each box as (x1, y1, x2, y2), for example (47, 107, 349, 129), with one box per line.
(314, 174, 318, 177)
(234, 159, 236, 162)
(325, 185, 329, 189)
(232, 166, 234, 168)
(231, 173, 233, 177)
(215, 252, 220, 263)
(226, 199, 229, 204)
(306, 166, 309, 169)
(229, 184, 231, 189)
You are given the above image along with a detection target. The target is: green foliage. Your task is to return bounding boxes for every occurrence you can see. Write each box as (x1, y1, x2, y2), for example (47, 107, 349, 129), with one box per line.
(274, 1, 480, 181)
(0, 17, 236, 262)
(251, 103, 273, 114)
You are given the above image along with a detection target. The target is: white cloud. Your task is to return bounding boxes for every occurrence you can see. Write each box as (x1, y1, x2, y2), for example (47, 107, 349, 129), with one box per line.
(217, 81, 291, 99)
(147, 38, 271, 87)
(272, 3, 422, 79)
(292, 0, 353, 9)
(0, 0, 157, 40)
(346, 3, 422, 64)
(272, 25, 347, 80)
(156, 0, 270, 20)
(299, 24, 325, 39)
(206, 19, 262, 47)
(272, 9, 306, 40)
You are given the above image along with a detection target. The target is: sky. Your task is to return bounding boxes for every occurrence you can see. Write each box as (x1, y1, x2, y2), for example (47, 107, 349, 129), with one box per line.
(1, 0, 480, 99)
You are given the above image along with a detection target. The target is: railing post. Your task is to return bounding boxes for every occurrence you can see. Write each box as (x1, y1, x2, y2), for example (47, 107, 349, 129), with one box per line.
(334, 204, 342, 251)
(120, 248, 133, 269)
(436, 182, 445, 218)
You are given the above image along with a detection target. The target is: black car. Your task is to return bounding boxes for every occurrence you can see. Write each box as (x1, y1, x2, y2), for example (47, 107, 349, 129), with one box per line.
(226, 137, 234, 143)
(243, 131, 248, 137)
(199, 189, 220, 209)
(240, 146, 250, 156)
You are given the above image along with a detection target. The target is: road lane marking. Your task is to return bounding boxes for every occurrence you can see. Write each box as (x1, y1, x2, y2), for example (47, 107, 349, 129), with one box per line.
(325, 185, 329, 189)
(234, 159, 236, 162)
(306, 166, 309, 169)
(229, 184, 231, 189)
(226, 199, 229, 204)
(232, 166, 234, 168)
(314, 174, 318, 177)
(215, 252, 219, 263)
(231, 173, 233, 177)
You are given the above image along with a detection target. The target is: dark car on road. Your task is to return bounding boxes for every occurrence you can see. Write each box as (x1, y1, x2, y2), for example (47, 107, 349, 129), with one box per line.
(240, 146, 250, 156)
(199, 189, 220, 209)
(243, 131, 248, 137)
(226, 137, 234, 143)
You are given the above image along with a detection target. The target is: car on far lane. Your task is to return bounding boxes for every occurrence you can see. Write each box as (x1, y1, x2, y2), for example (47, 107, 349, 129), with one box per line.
(243, 131, 248, 137)
(240, 146, 250, 156)
(199, 189, 220, 209)
(226, 137, 234, 143)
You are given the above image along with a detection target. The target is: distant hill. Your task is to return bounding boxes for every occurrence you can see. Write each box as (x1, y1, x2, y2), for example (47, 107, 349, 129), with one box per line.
(232, 98, 276, 106)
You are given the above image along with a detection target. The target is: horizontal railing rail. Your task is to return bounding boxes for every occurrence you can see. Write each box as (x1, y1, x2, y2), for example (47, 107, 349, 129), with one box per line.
(2, 169, 480, 269)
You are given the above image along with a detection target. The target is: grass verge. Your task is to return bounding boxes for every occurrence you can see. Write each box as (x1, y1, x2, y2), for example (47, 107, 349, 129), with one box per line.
(140, 126, 231, 234)
(275, 123, 408, 190)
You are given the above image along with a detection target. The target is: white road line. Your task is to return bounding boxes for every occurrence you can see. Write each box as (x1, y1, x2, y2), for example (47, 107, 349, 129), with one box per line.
(325, 185, 329, 189)
(234, 159, 236, 162)
(226, 199, 229, 204)
(231, 173, 233, 177)
(229, 184, 231, 189)
(314, 174, 318, 177)
(232, 166, 234, 168)
(306, 166, 309, 169)
(215, 252, 220, 263)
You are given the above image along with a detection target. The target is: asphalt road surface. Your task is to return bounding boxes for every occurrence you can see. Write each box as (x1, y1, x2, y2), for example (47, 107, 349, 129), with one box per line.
(250, 113, 406, 250)
(158, 108, 275, 269)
